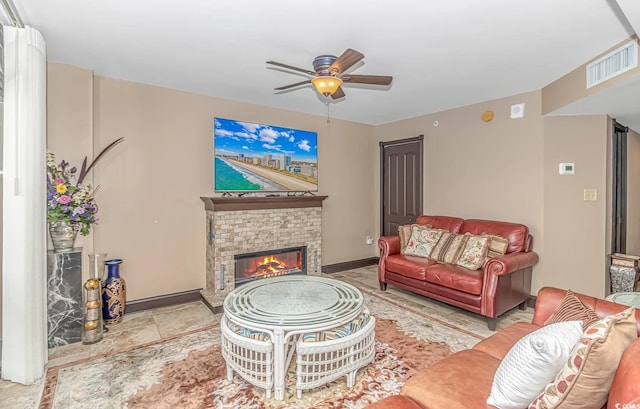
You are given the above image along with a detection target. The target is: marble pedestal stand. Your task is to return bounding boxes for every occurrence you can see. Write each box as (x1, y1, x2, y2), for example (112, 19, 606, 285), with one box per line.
(47, 248, 83, 348)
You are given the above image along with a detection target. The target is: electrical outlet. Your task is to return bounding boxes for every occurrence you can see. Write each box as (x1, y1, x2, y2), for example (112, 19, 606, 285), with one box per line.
(366, 236, 374, 245)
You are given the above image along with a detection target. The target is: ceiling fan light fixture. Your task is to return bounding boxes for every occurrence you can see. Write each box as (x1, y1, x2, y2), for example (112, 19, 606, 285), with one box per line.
(311, 76, 342, 96)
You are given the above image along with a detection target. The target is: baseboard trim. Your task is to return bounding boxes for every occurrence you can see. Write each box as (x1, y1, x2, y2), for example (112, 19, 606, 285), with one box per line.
(322, 257, 379, 274)
(126, 289, 204, 314)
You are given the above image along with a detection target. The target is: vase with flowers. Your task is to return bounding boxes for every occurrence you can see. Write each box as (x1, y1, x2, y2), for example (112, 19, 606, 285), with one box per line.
(46, 138, 124, 252)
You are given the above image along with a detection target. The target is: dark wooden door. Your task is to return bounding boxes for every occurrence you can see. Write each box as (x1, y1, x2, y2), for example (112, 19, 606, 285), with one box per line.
(380, 136, 423, 237)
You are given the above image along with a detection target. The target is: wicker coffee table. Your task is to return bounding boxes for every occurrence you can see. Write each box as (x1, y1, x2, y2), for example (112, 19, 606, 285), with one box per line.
(222, 275, 368, 400)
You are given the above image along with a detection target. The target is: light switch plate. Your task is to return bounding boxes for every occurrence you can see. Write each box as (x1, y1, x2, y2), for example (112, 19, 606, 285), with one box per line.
(584, 188, 597, 201)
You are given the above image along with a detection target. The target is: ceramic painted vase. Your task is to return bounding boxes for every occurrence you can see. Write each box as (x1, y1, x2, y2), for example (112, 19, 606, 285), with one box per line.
(49, 220, 78, 252)
(102, 258, 127, 325)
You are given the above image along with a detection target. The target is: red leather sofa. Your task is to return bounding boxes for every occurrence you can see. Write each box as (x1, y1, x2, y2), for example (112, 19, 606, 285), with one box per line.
(378, 215, 539, 330)
(365, 287, 640, 409)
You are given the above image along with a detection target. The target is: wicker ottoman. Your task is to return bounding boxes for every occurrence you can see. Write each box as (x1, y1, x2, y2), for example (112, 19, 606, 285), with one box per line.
(295, 310, 376, 398)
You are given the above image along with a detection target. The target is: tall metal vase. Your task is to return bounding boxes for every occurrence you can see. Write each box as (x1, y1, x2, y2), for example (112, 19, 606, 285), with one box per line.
(102, 258, 127, 325)
(49, 220, 78, 252)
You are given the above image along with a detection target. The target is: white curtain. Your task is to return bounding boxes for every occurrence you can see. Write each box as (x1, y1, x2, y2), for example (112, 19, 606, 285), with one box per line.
(1, 26, 47, 384)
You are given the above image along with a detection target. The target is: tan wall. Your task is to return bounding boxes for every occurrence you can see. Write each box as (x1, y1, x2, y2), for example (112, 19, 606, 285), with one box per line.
(47, 62, 622, 302)
(48, 62, 375, 300)
(373, 91, 546, 291)
(626, 128, 640, 256)
(46, 63, 95, 280)
(542, 115, 609, 297)
(542, 36, 640, 115)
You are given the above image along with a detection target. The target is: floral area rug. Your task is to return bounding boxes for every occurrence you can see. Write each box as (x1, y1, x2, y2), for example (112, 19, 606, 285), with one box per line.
(38, 291, 484, 409)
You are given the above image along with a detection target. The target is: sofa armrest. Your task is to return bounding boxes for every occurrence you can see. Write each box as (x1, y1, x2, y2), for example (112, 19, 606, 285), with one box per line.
(378, 235, 401, 257)
(484, 251, 539, 276)
(378, 236, 401, 285)
(481, 251, 539, 318)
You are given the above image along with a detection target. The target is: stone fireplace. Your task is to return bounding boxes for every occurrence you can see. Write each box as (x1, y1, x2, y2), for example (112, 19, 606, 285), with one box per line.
(200, 196, 327, 310)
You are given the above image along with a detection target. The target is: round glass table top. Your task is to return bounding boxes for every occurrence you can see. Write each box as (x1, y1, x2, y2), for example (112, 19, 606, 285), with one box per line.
(223, 275, 364, 328)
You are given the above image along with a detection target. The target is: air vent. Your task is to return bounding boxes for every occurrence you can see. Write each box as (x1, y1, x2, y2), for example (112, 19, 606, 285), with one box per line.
(587, 40, 638, 89)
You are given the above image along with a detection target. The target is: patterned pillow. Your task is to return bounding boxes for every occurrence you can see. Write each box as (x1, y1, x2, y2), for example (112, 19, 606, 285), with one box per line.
(544, 289, 600, 330)
(486, 234, 509, 259)
(226, 318, 270, 341)
(398, 223, 430, 251)
(529, 308, 638, 409)
(486, 320, 584, 409)
(402, 225, 445, 258)
(301, 312, 371, 342)
(430, 232, 469, 264)
(455, 233, 490, 270)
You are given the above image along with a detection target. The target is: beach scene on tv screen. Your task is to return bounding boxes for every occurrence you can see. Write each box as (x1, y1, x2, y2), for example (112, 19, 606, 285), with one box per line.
(214, 117, 318, 192)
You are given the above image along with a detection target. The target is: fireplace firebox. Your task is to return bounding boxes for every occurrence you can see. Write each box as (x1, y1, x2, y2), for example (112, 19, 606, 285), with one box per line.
(234, 246, 307, 285)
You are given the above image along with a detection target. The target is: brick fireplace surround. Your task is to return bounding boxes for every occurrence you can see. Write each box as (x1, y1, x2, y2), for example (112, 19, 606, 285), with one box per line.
(199, 196, 328, 310)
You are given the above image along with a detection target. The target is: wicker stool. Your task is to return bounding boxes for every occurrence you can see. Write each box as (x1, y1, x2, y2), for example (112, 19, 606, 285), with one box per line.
(220, 316, 274, 398)
(295, 311, 376, 398)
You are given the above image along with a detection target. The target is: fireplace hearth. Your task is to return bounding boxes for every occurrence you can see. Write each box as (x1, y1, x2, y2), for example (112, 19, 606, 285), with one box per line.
(235, 246, 306, 285)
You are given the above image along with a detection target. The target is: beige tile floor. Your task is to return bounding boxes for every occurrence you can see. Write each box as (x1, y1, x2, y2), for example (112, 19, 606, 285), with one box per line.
(0, 266, 533, 408)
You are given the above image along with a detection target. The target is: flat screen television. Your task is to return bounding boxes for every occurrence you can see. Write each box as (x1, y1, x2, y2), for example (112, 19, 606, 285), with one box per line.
(214, 117, 318, 192)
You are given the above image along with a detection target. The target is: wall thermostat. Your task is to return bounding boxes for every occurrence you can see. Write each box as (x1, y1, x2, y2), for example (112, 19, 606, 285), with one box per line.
(510, 103, 525, 119)
(559, 163, 575, 175)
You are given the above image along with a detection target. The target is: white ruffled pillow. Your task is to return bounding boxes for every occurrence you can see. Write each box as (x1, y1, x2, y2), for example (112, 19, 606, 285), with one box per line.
(486, 320, 584, 409)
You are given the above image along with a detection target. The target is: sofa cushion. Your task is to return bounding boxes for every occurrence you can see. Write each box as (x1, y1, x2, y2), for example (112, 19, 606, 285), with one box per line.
(472, 322, 540, 360)
(461, 219, 529, 253)
(487, 320, 584, 409)
(455, 233, 490, 270)
(402, 225, 445, 258)
(402, 349, 500, 409)
(529, 308, 638, 409)
(385, 254, 438, 281)
(430, 232, 469, 264)
(425, 263, 484, 295)
(364, 395, 424, 409)
(543, 289, 600, 330)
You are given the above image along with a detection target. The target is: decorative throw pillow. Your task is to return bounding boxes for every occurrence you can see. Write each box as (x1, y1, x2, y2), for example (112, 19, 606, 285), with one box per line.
(402, 225, 445, 258)
(486, 234, 509, 259)
(529, 308, 638, 409)
(429, 232, 469, 264)
(398, 224, 430, 251)
(455, 233, 490, 270)
(486, 320, 584, 409)
(543, 289, 600, 330)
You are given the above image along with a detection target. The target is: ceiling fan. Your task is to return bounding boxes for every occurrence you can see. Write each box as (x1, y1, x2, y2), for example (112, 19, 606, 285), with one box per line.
(266, 48, 393, 99)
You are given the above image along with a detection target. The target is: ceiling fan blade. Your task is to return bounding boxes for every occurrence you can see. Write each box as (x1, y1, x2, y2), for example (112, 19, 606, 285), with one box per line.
(331, 86, 346, 99)
(266, 61, 316, 76)
(274, 79, 311, 90)
(341, 74, 393, 85)
(328, 48, 364, 75)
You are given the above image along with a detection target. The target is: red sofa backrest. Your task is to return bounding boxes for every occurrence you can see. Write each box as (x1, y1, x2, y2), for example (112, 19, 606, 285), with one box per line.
(415, 215, 464, 233)
(533, 286, 640, 336)
(414, 216, 532, 253)
(461, 219, 530, 253)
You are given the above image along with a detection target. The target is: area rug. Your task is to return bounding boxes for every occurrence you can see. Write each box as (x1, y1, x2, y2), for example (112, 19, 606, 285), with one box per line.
(38, 291, 484, 409)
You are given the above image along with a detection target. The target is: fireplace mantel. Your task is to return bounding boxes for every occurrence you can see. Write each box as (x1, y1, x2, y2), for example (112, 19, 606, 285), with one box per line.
(200, 195, 328, 212)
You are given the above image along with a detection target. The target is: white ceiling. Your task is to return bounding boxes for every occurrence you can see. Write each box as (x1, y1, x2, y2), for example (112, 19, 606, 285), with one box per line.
(11, 0, 640, 128)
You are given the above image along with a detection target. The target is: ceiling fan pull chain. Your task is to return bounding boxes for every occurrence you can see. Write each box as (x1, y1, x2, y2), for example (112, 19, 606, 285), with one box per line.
(326, 100, 331, 124)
